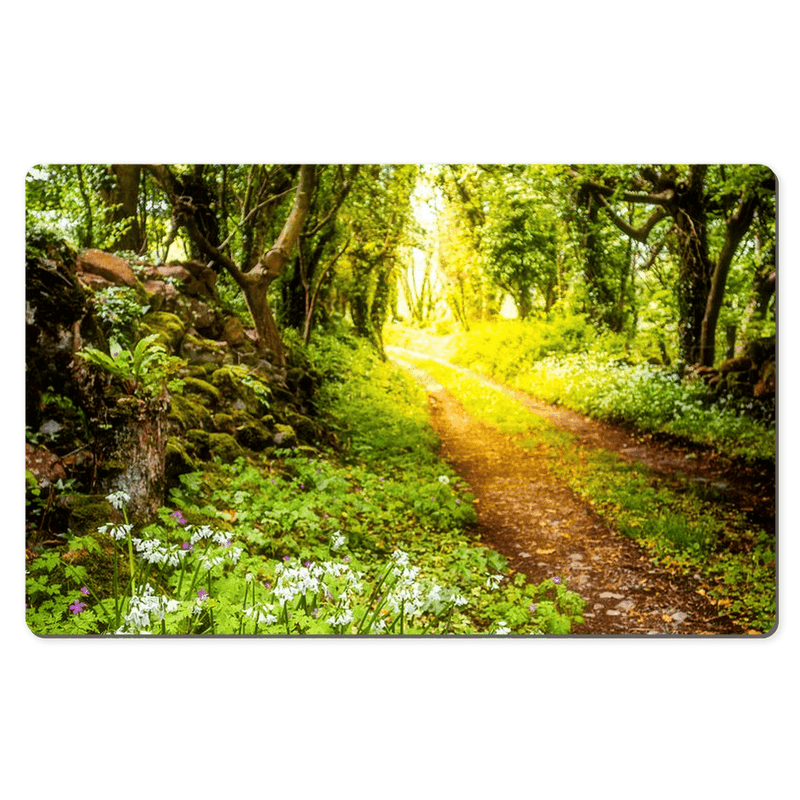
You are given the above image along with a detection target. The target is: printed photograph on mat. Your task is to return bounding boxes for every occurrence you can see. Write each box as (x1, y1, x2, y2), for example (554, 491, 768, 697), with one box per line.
(24, 164, 776, 636)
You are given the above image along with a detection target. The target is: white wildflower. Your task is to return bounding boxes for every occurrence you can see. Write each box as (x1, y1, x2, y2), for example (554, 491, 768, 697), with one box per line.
(438, 475, 450, 484)
(106, 490, 131, 511)
(330, 531, 347, 550)
(494, 621, 510, 635)
(327, 609, 353, 628)
(98, 522, 133, 541)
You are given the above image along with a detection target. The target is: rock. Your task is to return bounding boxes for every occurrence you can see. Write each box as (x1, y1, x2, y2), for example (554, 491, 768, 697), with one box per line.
(617, 600, 635, 612)
(272, 424, 298, 448)
(26, 443, 66, 485)
(39, 419, 62, 436)
(165, 437, 195, 481)
(208, 432, 243, 462)
(221, 315, 248, 347)
(180, 333, 230, 367)
(672, 611, 688, 623)
(168, 394, 213, 432)
(599, 592, 625, 599)
(140, 311, 186, 351)
(234, 420, 273, 451)
(605, 610, 621, 616)
(182, 377, 222, 406)
(180, 296, 219, 335)
(78, 249, 136, 287)
(151, 265, 191, 281)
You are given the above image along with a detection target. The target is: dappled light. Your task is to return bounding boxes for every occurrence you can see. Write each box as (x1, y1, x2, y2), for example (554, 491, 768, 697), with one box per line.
(25, 164, 775, 636)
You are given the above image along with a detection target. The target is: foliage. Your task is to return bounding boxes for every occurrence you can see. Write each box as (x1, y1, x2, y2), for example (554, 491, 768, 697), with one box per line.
(76, 334, 185, 397)
(92, 285, 150, 346)
(26, 333, 585, 635)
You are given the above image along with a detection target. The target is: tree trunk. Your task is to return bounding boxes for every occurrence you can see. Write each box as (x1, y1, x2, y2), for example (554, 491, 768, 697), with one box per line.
(98, 393, 169, 524)
(109, 165, 144, 252)
(673, 166, 712, 364)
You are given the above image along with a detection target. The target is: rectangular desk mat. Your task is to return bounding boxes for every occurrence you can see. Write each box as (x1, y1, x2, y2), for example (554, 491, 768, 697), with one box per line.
(24, 164, 776, 636)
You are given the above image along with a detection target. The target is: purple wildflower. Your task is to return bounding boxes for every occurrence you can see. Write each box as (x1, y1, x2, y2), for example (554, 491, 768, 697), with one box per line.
(70, 601, 86, 614)
(342, 555, 351, 563)
(528, 603, 538, 614)
(552, 576, 562, 584)
(182, 541, 194, 551)
(80, 586, 90, 596)
(171, 510, 188, 526)
(197, 588, 209, 599)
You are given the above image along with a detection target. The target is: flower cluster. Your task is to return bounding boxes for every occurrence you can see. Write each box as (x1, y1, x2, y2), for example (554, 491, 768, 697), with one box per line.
(98, 522, 134, 541)
(116, 583, 180, 634)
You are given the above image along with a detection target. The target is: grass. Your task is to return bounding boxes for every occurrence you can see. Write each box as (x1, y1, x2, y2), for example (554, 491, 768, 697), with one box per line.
(386, 322, 776, 463)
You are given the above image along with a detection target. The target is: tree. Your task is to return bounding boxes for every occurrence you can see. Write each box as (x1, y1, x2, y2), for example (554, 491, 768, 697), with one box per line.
(149, 164, 315, 364)
(571, 164, 775, 365)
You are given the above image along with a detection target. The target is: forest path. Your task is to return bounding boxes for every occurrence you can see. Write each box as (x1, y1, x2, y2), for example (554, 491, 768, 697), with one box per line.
(387, 346, 764, 635)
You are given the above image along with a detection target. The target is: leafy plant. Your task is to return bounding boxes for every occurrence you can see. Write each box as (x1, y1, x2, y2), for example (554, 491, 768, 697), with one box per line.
(77, 334, 184, 396)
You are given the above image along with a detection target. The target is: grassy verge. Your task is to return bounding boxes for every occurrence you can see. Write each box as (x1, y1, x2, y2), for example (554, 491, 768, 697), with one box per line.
(396, 351, 776, 633)
(386, 323, 776, 462)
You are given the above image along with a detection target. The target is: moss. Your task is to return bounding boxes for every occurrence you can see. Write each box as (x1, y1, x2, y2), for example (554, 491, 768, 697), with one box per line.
(139, 311, 186, 352)
(182, 377, 222, 406)
(211, 365, 265, 415)
(64, 494, 113, 535)
(181, 333, 230, 367)
(185, 429, 211, 459)
(283, 411, 319, 443)
(165, 436, 195, 481)
(212, 412, 236, 433)
(209, 432, 244, 462)
(168, 394, 213, 431)
(272, 423, 298, 448)
(234, 420, 273, 451)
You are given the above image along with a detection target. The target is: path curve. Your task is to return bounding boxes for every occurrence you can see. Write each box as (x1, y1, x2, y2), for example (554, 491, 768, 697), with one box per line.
(390, 350, 752, 635)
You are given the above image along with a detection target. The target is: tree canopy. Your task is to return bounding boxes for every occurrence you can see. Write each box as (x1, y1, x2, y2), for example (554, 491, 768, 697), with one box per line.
(26, 163, 775, 369)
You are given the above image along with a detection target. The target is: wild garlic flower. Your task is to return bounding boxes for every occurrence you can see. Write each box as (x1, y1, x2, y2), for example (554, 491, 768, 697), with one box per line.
(438, 475, 450, 485)
(98, 522, 133, 541)
(494, 621, 511, 635)
(327, 609, 353, 628)
(118, 583, 177, 632)
(330, 531, 347, 550)
(485, 573, 503, 591)
(132, 537, 186, 567)
(106, 490, 131, 511)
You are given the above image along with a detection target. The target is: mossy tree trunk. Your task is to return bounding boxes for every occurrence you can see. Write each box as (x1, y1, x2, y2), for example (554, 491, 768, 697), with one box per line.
(98, 394, 170, 524)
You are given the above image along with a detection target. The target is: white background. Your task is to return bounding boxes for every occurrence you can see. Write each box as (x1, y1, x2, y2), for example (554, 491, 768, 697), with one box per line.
(3, 3, 796, 797)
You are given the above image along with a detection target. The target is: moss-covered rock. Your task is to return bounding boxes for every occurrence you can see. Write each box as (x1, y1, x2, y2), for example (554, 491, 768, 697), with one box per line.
(64, 494, 114, 535)
(211, 365, 270, 415)
(272, 423, 298, 449)
(180, 333, 231, 367)
(212, 412, 237, 433)
(169, 394, 213, 431)
(185, 429, 211, 459)
(209, 433, 244, 462)
(182, 377, 222, 406)
(234, 420, 273, 451)
(139, 311, 186, 352)
(165, 437, 195, 481)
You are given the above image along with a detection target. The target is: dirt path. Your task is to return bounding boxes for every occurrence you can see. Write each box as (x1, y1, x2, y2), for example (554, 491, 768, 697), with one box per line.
(389, 348, 773, 635)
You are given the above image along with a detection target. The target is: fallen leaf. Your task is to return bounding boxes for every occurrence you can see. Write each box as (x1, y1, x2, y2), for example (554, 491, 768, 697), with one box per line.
(536, 548, 556, 555)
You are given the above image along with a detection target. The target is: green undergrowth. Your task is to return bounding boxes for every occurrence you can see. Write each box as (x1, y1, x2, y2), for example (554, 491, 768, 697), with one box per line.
(26, 333, 585, 635)
(397, 352, 775, 633)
